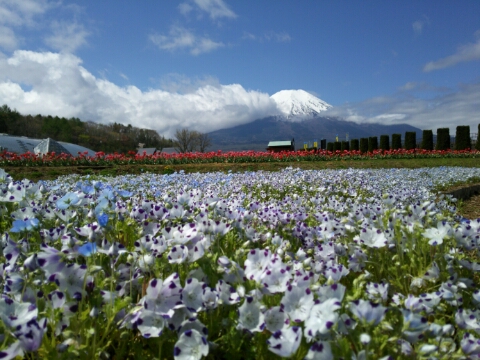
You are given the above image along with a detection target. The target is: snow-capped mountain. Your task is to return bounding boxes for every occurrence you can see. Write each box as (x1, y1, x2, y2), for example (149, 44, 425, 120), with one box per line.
(271, 89, 332, 120)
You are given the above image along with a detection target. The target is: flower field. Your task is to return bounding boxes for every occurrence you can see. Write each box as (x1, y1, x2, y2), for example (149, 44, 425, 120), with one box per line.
(1, 166, 480, 359)
(0, 148, 478, 167)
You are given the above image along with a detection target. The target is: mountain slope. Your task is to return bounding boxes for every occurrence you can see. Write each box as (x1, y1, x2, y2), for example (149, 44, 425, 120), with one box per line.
(208, 116, 422, 151)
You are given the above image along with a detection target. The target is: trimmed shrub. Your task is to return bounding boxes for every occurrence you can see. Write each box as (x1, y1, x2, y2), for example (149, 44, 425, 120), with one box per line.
(334, 141, 342, 152)
(436, 128, 450, 150)
(350, 139, 359, 151)
(360, 138, 368, 154)
(368, 136, 378, 152)
(455, 125, 471, 150)
(391, 133, 402, 150)
(327, 142, 334, 152)
(476, 124, 480, 151)
(379, 135, 390, 151)
(341, 141, 350, 151)
(421, 130, 433, 150)
(405, 132, 416, 150)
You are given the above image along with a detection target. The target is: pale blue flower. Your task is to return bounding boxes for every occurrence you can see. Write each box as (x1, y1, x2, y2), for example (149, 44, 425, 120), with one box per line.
(10, 218, 39, 233)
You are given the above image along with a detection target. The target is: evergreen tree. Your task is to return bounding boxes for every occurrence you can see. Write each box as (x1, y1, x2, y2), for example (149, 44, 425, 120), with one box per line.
(350, 139, 359, 151)
(391, 134, 402, 150)
(379, 135, 390, 151)
(360, 138, 368, 154)
(455, 125, 471, 150)
(368, 136, 378, 152)
(476, 124, 480, 151)
(436, 128, 450, 150)
(421, 130, 433, 150)
(405, 132, 416, 150)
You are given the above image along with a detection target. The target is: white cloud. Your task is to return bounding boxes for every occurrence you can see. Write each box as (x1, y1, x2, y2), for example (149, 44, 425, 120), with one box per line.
(158, 73, 221, 94)
(192, 0, 236, 19)
(0, 25, 17, 49)
(0, 50, 279, 137)
(178, 2, 193, 16)
(412, 21, 423, 35)
(243, 31, 291, 43)
(149, 25, 223, 55)
(0, 0, 52, 27)
(424, 33, 480, 72)
(44, 21, 90, 53)
(325, 82, 480, 133)
(264, 31, 291, 43)
(412, 16, 429, 36)
(0, 0, 54, 50)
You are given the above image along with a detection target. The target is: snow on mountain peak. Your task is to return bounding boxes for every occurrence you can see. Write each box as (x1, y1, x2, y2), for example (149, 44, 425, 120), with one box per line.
(271, 89, 332, 120)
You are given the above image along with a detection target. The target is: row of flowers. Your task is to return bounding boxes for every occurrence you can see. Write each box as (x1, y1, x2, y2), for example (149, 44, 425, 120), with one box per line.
(0, 148, 478, 167)
(0, 166, 480, 358)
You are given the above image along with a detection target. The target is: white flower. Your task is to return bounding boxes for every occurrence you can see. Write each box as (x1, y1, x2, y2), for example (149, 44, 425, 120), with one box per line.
(354, 227, 387, 248)
(305, 341, 333, 360)
(181, 278, 204, 313)
(264, 306, 288, 332)
(423, 221, 451, 245)
(267, 326, 302, 357)
(136, 309, 165, 338)
(174, 329, 209, 360)
(281, 285, 314, 323)
(304, 298, 341, 340)
(237, 296, 264, 333)
(168, 245, 189, 264)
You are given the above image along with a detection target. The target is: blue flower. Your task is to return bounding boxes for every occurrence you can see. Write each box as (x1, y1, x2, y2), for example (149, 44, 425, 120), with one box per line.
(97, 213, 109, 227)
(10, 218, 39, 233)
(57, 192, 80, 210)
(78, 242, 97, 257)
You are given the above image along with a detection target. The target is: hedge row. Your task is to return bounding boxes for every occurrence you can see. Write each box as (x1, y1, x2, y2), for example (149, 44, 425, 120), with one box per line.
(342, 125, 477, 154)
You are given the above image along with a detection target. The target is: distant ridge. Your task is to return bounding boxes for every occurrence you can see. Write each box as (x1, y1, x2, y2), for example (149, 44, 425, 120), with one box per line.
(208, 116, 423, 151)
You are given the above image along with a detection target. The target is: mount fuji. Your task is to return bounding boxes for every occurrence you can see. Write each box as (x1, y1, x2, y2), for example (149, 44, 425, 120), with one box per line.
(208, 89, 421, 151)
(271, 89, 332, 120)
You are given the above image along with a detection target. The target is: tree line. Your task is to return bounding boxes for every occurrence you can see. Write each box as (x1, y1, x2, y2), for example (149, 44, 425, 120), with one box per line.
(322, 125, 479, 153)
(0, 104, 175, 153)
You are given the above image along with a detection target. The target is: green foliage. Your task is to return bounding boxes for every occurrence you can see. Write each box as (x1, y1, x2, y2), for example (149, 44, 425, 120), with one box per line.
(476, 124, 480, 151)
(341, 141, 349, 151)
(455, 125, 471, 150)
(350, 139, 359, 151)
(379, 135, 389, 151)
(368, 136, 378, 152)
(327, 142, 334, 151)
(421, 129, 434, 150)
(0, 104, 175, 154)
(404, 131, 416, 150)
(333, 141, 342, 152)
(391, 133, 401, 150)
(359, 138, 368, 154)
(436, 128, 450, 150)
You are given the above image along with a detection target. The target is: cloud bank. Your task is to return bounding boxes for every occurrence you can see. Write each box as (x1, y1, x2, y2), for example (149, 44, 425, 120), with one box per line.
(0, 50, 279, 137)
(424, 31, 480, 72)
(325, 81, 480, 133)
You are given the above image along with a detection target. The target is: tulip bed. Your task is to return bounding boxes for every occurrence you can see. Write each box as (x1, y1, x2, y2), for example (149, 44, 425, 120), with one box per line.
(0, 148, 478, 167)
(1, 166, 480, 359)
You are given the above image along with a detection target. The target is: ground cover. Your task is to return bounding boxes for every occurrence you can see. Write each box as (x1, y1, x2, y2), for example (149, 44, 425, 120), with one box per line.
(1, 165, 480, 359)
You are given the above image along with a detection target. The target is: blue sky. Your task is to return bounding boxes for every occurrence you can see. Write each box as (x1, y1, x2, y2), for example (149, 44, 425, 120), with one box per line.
(0, 0, 479, 137)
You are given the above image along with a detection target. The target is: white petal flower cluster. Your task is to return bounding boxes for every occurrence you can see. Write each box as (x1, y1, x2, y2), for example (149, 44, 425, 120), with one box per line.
(0, 166, 479, 358)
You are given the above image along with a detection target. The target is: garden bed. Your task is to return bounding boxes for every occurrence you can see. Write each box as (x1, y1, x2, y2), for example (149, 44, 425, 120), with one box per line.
(1, 166, 480, 358)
